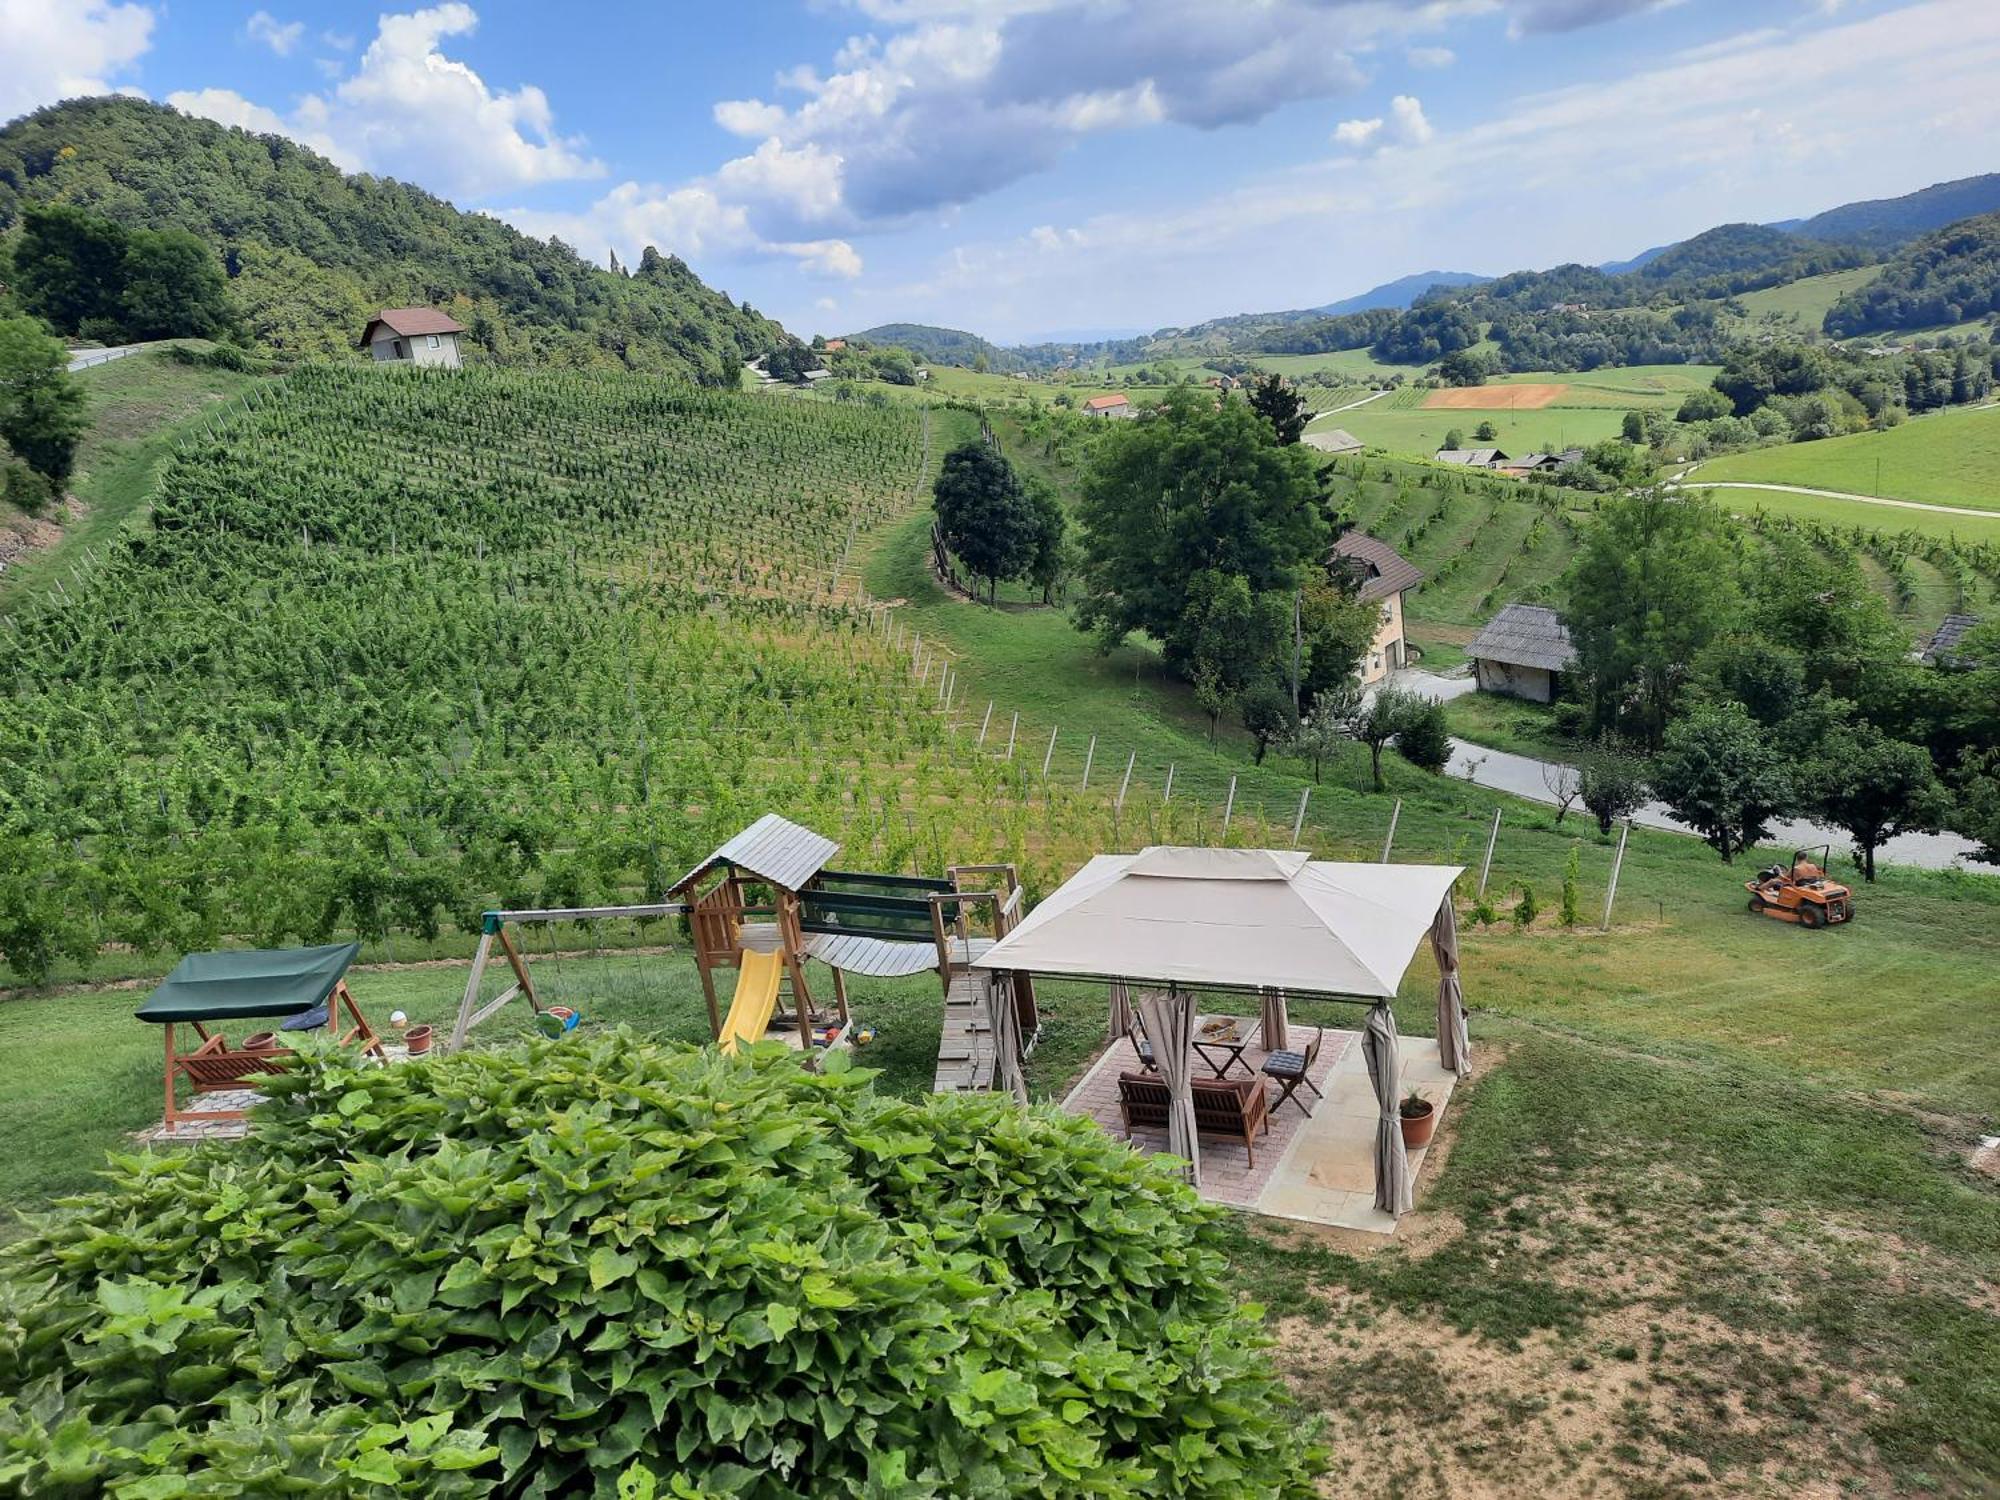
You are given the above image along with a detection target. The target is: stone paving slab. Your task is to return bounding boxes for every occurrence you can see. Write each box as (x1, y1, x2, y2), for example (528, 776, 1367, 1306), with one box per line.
(1061, 1016, 1349, 1210)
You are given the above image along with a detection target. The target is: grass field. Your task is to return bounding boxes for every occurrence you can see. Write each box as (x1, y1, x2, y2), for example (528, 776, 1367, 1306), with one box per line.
(1695, 402, 2000, 509)
(1339, 402, 1631, 457)
(1728, 264, 1886, 331)
(1703, 483, 2000, 546)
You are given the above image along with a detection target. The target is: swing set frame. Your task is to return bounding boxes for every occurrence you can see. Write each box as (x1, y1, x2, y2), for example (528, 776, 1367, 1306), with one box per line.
(446, 902, 687, 1052)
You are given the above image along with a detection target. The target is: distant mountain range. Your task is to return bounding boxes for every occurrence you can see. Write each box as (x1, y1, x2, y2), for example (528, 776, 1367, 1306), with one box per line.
(1314, 270, 1488, 316)
(873, 170, 2000, 371)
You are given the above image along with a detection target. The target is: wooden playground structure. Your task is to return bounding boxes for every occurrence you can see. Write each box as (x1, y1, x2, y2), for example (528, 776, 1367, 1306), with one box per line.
(446, 813, 1034, 1090)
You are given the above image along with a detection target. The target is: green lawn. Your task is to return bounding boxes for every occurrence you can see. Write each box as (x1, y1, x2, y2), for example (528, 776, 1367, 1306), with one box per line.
(1442, 690, 1577, 761)
(1340, 403, 1631, 459)
(1695, 403, 2000, 510)
(1727, 265, 1886, 331)
(1702, 482, 2000, 545)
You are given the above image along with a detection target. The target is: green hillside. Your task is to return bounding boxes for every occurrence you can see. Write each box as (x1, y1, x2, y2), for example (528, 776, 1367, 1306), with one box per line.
(1825, 211, 2000, 337)
(0, 98, 781, 380)
(1729, 264, 1885, 329)
(1695, 402, 2000, 509)
(848, 322, 1025, 372)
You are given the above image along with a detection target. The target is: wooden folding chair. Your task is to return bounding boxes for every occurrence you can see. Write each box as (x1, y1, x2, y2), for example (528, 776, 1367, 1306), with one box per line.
(1260, 1025, 1325, 1116)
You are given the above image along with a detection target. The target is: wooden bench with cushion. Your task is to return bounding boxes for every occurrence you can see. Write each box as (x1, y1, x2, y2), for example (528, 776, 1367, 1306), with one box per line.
(1115, 1071, 1272, 1167)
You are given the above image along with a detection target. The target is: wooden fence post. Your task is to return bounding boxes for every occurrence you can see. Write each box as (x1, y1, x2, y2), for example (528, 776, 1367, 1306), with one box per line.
(1116, 751, 1136, 810)
(1380, 799, 1402, 863)
(1222, 775, 1237, 835)
(1292, 786, 1311, 846)
(977, 701, 993, 747)
(1477, 807, 1501, 897)
(1042, 726, 1059, 777)
(1081, 735, 1096, 791)
(1005, 712, 1019, 760)
(1601, 821, 1631, 931)
(1163, 764, 1175, 805)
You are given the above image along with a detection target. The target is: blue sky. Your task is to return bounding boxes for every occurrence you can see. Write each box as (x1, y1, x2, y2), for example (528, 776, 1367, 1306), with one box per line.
(7, 0, 1999, 342)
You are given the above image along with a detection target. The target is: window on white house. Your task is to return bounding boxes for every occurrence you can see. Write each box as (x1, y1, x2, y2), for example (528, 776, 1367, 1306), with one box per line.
(427, 335, 440, 348)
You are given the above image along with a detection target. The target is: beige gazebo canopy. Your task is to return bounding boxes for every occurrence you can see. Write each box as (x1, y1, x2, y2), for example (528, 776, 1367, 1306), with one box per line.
(974, 846, 1469, 1210)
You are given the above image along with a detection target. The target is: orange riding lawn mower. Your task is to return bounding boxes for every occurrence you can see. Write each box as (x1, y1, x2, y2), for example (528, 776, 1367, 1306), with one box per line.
(1745, 845, 1855, 928)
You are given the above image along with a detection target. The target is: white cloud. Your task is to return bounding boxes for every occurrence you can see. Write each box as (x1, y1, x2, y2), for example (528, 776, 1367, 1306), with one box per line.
(892, 0, 2000, 340)
(165, 6, 600, 202)
(714, 98, 789, 137)
(1333, 94, 1431, 152)
(0, 0, 153, 119)
(1407, 46, 1457, 69)
(1390, 94, 1433, 144)
(246, 10, 304, 57)
(165, 86, 353, 165)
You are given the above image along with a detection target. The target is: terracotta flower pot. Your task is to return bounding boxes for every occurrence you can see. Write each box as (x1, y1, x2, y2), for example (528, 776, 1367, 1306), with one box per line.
(1399, 1101, 1437, 1150)
(241, 1031, 281, 1052)
(404, 1024, 434, 1056)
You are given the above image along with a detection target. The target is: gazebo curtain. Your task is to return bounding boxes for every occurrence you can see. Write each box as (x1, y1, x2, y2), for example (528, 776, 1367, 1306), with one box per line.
(1106, 979, 1134, 1040)
(985, 973, 1030, 1106)
(1138, 988, 1200, 1185)
(1429, 898, 1472, 1079)
(1258, 988, 1289, 1053)
(1363, 1002, 1412, 1216)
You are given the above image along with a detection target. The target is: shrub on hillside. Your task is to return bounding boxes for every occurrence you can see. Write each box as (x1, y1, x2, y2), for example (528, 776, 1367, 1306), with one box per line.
(0, 1034, 1323, 1497)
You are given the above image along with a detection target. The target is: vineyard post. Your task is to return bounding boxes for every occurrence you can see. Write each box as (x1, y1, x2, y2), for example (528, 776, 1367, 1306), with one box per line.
(1222, 775, 1237, 835)
(1380, 800, 1402, 863)
(1116, 751, 1135, 810)
(1477, 808, 1501, 896)
(1163, 764, 1175, 805)
(1005, 712, 1019, 760)
(937, 666, 951, 705)
(1081, 736, 1096, 791)
(1291, 787, 1311, 846)
(977, 701, 994, 746)
(1601, 821, 1631, 931)
(1042, 726, 1058, 777)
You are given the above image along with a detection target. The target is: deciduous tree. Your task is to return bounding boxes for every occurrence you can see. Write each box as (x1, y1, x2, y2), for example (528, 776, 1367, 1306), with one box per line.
(0, 318, 89, 484)
(1650, 701, 1792, 861)
(932, 440, 1036, 603)
(1248, 373, 1308, 445)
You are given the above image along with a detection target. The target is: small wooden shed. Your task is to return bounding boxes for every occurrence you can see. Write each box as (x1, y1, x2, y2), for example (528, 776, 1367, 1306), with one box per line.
(1467, 603, 1577, 702)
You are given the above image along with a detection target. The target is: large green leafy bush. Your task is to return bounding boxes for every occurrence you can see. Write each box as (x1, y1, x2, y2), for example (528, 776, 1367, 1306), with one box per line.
(0, 1035, 1322, 1496)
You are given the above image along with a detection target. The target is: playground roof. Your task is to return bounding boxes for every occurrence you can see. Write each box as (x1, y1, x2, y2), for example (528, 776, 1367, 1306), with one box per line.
(972, 847, 1460, 998)
(671, 813, 839, 896)
(136, 942, 361, 1023)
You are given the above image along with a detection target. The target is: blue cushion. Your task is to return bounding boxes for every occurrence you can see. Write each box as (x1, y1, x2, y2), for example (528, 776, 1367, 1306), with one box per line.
(1263, 1050, 1305, 1076)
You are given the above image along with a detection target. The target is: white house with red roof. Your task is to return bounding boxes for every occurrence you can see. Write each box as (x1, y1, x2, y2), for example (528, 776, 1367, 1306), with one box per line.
(1081, 392, 1135, 418)
(360, 308, 466, 369)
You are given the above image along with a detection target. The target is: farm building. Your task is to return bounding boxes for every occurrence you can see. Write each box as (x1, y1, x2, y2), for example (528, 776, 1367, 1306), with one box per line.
(1302, 427, 1363, 455)
(1083, 393, 1136, 418)
(1467, 603, 1576, 703)
(1434, 447, 1508, 468)
(1332, 530, 1423, 685)
(360, 308, 465, 368)
(1496, 449, 1585, 477)
(823, 338, 847, 352)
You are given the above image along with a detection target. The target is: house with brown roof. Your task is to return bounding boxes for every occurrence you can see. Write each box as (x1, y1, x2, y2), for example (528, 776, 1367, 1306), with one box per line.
(360, 308, 465, 369)
(1332, 530, 1423, 685)
(1082, 393, 1135, 418)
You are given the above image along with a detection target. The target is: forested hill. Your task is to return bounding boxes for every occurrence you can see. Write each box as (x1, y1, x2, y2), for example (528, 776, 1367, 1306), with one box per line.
(0, 98, 784, 382)
(1824, 210, 2000, 337)
(1790, 172, 2000, 249)
(849, 323, 1027, 373)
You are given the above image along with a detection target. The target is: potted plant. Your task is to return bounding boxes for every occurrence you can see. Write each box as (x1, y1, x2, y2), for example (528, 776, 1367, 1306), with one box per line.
(1398, 1088, 1436, 1149)
(404, 1024, 434, 1056)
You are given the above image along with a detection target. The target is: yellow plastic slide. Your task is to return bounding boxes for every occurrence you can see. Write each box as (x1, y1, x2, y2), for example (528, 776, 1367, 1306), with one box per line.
(718, 949, 785, 1055)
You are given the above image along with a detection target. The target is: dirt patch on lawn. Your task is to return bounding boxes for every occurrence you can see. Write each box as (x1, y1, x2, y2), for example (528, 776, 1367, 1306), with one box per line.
(1274, 1298, 1894, 1500)
(0, 495, 83, 575)
(1423, 383, 1569, 410)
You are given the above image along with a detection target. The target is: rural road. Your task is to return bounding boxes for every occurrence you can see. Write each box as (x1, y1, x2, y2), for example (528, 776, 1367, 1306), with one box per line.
(1379, 670, 1990, 874)
(1677, 479, 1997, 522)
(1314, 388, 1391, 417)
(67, 345, 144, 372)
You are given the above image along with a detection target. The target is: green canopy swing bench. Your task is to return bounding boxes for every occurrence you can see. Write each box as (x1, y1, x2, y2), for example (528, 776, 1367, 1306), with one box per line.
(136, 942, 385, 1132)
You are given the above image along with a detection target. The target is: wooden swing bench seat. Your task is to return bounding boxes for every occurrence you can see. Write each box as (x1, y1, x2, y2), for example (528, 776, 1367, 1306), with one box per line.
(177, 1031, 296, 1092)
